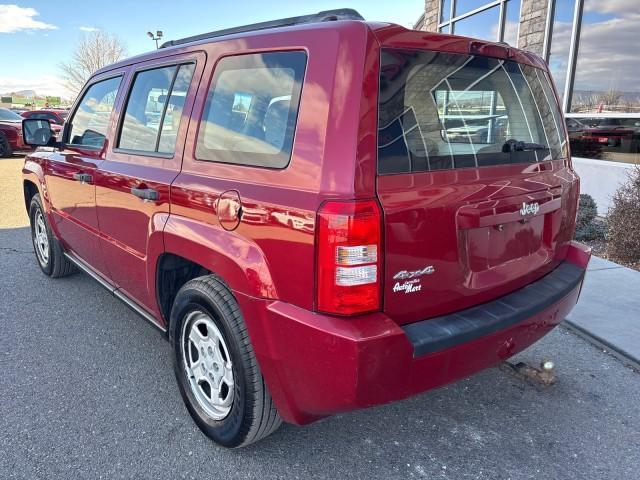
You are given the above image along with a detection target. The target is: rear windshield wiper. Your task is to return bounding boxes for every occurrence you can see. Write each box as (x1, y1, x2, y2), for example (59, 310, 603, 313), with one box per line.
(502, 140, 548, 152)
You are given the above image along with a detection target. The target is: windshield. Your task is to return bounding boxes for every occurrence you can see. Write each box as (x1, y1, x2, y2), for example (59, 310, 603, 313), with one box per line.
(0, 108, 23, 122)
(378, 49, 567, 174)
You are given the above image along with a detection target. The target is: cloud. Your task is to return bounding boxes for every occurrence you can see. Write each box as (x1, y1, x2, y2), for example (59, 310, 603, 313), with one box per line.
(79, 26, 98, 32)
(0, 74, 72, 99)
(548, 9, 640, 95)
(0, 4, 57, 33)
(571, 13, 640, 93)
(584, 0, 639, 15)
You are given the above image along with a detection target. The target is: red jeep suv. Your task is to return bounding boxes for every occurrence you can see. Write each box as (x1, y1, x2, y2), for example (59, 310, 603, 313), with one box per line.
(21, 9, 590, 448)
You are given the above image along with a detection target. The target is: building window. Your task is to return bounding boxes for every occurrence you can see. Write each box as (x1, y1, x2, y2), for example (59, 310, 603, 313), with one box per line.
(440, 0, 452, 23)
(503, 0, 521, 47)
(437, 0, 521, 45)
(547, 0, 576, 103)
(452, 5, 500, 40)
(570, 0, 639, 115)
(454, 0, 492, 17)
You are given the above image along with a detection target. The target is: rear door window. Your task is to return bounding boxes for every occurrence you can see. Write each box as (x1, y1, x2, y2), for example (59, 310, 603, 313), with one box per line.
(118, 63, 195, 154)
(378, 49, 567, 174)
(195, 51, 306, 169)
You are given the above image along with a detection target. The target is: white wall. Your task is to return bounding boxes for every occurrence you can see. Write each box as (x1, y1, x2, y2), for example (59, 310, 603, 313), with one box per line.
(572, 157, 634, 215)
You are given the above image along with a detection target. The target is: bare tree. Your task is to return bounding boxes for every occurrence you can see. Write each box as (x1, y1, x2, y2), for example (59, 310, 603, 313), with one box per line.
(60, 31, 127, 96)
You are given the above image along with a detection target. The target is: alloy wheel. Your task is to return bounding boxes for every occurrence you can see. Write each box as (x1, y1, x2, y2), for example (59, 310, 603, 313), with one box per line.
(33, 210, 49, 266)
(181, 310, 235, 420)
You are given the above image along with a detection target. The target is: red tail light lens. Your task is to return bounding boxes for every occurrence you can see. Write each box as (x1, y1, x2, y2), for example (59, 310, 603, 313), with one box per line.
(315, 200, 382, 316)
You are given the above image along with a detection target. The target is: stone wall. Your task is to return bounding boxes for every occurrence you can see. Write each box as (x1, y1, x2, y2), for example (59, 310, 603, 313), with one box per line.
(421, 0, 441, 32)
(518, 0, 549, 55)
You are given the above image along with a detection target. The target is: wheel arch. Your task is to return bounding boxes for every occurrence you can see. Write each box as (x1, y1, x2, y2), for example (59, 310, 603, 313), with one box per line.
(22, 157, 49, 213)
(156, 215, 278, 336)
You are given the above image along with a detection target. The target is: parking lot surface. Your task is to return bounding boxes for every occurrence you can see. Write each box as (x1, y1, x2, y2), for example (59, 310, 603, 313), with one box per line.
(1, 158, 639, 479)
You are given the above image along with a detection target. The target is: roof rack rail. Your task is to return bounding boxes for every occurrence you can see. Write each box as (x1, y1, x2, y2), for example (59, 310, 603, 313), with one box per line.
(160, 8, 365, 49)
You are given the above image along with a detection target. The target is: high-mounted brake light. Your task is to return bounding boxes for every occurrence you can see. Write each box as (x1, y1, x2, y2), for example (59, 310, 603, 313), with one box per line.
(315, 200, 382, 316)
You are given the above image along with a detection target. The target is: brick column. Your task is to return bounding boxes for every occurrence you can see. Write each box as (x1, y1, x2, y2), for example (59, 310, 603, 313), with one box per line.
(420, 0, 441, 32)
(518, 0, 549, 55)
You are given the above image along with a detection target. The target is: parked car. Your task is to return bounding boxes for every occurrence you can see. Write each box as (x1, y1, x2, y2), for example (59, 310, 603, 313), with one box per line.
(0, 107, 30, 156)
(21, 9, 590, 448)
(568, 117, 640, 158)
(22, 108, 68, 125)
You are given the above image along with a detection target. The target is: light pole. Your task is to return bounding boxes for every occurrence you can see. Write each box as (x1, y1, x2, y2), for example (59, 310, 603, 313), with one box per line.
(147, 30, 163, 49)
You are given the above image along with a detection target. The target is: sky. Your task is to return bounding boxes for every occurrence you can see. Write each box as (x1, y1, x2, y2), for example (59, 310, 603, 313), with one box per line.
(0, 1, 423, 98)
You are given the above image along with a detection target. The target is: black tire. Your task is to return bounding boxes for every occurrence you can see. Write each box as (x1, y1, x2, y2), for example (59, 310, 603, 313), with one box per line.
(0, 133, 12, 157)
(170, 275, 282, 448)
(29, 193, 75, 278)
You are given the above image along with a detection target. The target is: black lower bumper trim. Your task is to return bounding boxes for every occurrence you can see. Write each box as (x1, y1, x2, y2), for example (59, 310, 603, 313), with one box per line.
(403, 261, 585, 357)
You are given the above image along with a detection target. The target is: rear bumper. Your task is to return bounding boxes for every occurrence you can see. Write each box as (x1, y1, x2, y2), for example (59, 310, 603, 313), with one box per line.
(236, 241, 591, 425)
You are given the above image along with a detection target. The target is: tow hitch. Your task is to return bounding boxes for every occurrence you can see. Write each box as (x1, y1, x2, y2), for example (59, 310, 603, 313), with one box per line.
(500, 358, 556, 386)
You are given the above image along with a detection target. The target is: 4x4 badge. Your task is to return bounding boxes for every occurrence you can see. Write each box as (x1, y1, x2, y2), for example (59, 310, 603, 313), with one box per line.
(393, 265, 435, 280)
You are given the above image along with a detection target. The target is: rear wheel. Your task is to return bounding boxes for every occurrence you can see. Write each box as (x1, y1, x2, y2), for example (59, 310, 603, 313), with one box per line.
(0, 133, 12, 157)
(171, 275, 281, 448)
(29, 193, 75, 277)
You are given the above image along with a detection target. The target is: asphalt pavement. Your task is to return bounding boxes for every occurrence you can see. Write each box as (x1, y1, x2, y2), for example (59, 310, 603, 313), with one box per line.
(1, 157, 639, 479)
(1, 225, 639, 480)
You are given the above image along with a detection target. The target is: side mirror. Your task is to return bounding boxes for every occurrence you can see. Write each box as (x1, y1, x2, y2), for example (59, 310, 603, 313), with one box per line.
(22, 118, 54, 147)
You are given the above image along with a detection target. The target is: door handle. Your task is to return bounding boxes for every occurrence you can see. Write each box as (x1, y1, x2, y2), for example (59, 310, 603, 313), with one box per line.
(73, 172, 93, 184)
(131, 186, 159, 201)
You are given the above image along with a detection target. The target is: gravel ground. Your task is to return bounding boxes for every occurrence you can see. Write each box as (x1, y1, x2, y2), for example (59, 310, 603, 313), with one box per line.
(1, 226, 639, 480)
(0, 156, 29, 229)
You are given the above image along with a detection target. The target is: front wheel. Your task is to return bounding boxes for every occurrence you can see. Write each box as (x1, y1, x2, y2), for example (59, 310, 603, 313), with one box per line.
(171, 275, 282, 448)
(29, 193, 75, 277)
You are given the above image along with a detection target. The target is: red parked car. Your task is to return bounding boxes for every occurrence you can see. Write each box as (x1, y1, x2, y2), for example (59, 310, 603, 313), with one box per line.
(0, 108, 30, 156)
(21, 9, 590, 448)
(22, 108, 68, 125)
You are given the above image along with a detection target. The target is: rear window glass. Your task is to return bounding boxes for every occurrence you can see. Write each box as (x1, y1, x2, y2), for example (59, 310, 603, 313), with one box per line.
(378, 49, 567, 174)
(195, 51, 306, 169)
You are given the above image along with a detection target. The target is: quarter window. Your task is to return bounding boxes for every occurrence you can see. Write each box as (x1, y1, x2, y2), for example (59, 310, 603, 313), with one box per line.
(68, 76, 122, 149)
(118, 63, 195, 154)
(195, 51, 306, 169)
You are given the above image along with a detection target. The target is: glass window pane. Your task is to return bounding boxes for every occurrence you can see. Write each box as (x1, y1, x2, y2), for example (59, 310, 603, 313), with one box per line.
(195, 52, 306, 169)
(119, 66, 176, 152)
(454, 0, 492, 17)
(439, 24, 451, 34)
(377, 49, 566, 174)
(452, 5, 500, 41)
(441, 0, 452, 22)
(158, 64, 195, 154)
(568, 117, 640, 164)
(547, 0, 576, 103)
(503, 0, 521, 45)
(571, 0, 640, 114)
(69, 76, 121, 149)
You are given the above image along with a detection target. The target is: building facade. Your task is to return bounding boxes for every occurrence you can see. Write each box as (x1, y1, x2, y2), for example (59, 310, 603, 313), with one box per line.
(416, 0, 639, 213)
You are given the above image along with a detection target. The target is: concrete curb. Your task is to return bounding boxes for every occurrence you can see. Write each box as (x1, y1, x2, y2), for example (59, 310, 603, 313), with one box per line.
(562, 321, 640, 371)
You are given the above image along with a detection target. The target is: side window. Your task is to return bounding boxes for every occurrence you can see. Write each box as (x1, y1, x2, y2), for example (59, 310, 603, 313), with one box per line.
(118, 63, 195, 154)
(195, 51, 307, 169)
(68, 76, 121, 149)
(158, 64, 195, 153)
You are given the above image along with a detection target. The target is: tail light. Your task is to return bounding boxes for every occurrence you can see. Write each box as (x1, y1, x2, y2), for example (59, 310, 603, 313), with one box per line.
(315, 200, 382, 316)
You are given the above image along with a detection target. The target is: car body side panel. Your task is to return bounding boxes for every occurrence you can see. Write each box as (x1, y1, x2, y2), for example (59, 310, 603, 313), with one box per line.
(171, 22, 373, 310)
(95, 51, 205, 314)
(163, 214, 278, 299)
